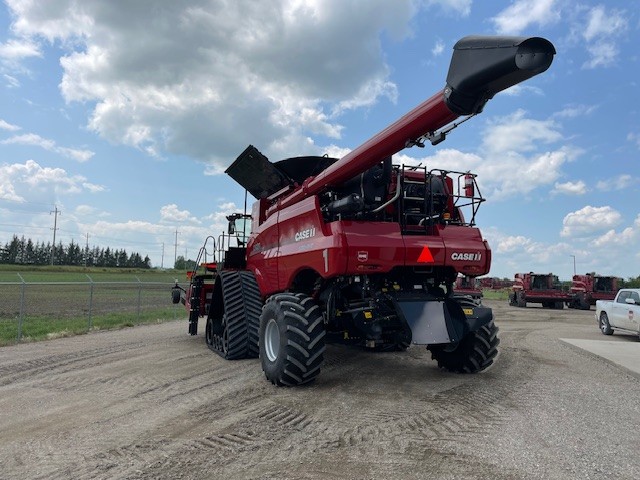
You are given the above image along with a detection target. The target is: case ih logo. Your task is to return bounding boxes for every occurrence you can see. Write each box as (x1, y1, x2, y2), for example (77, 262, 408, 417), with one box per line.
(451, 252, 482, 261)
(357, 251, 368, 262)
(294, 227, 316, 242)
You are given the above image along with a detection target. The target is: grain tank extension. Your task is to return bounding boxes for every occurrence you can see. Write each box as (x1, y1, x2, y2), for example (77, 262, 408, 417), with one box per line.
(173, 36, 555, 386)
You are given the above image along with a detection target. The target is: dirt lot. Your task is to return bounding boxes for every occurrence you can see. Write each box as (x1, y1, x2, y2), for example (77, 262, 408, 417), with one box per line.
(1, 300, 639, 480)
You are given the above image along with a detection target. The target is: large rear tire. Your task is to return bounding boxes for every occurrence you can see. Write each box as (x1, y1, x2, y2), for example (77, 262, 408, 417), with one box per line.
(428, 321, 500, 373)
(260, 293, 326, 386)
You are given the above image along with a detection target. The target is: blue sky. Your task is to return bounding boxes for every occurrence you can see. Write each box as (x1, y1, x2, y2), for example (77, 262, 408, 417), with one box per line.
(0, 0, 638, 280)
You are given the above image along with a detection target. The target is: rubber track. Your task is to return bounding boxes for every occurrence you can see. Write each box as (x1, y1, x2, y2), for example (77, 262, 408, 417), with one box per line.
(212, 271, 262, 360)
(239, 271, 261, 358)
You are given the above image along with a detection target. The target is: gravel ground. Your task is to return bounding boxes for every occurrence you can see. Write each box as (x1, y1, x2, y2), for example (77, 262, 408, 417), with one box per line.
(0, 299, 638, 480)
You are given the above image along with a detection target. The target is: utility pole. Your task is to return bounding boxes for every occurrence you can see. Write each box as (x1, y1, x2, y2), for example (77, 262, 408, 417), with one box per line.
(161, 242, 165, 269)
(50, 206, 61, 265)
(174, 229, 180, 267)
(570, 255, 576, 276)
(85, 232, 89, 267)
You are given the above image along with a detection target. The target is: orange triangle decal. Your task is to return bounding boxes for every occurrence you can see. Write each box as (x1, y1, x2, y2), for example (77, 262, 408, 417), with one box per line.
(417, 245, 434, 263)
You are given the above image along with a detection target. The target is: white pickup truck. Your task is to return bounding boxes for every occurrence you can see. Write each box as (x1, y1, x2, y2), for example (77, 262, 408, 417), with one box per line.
(595, 288, 640, 337)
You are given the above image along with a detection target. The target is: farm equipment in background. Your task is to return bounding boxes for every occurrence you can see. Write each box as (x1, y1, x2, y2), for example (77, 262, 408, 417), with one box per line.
(453, 275, 483, 304)
(508, 272, 572, 309)
(569, 273, 620, 310)
(173, 35, 555, 386)
(479, 277, 514, 290)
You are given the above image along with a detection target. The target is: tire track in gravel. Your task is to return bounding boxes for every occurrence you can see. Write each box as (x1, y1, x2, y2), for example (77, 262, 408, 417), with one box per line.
(128, 329, 541, 480)
(0, 343, 146, 386)
(38, 384, 280, 480)
(8, 306, 634, 480)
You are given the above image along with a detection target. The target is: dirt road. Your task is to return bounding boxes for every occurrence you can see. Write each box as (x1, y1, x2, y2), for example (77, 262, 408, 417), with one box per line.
(1, 300, 639, 479)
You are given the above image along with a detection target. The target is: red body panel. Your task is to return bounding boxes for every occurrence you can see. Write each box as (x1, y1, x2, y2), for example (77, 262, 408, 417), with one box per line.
(512, 273, 573, 303)
(570, 274, 619, 304)
(247, 196, 491, 297)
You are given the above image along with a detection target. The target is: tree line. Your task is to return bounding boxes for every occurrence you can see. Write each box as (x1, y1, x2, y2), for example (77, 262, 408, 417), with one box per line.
(0, 235, 151, 269)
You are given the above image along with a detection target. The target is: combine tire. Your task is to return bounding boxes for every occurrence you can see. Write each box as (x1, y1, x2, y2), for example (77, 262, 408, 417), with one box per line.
(428, 321, 500, 373)
(516, 292, 526, 308)
(260, 293, 326, 386)
(578, 295, 591, 310)
(508, 293, 517, 306)
(599, 313, 613, 335)
(207, 271, 261, 360)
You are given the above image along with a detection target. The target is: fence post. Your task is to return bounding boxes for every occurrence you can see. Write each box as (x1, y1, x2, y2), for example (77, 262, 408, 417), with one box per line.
(136, 276, 142, 324)
(86, 274, 94, 331)
(17, 273, 26, 342)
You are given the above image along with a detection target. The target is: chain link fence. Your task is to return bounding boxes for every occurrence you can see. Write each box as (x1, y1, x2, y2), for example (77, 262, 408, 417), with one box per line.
(0, 276, 188, 345)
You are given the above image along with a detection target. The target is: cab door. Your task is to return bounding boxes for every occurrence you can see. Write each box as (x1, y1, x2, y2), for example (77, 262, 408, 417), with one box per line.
(626, 291, 640, 332)
(610, 291, 630, 329)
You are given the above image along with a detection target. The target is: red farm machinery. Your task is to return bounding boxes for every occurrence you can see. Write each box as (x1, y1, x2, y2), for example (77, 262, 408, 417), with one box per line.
(508, 272, 572, 309)
(173, 36, 555, 386)
(453, 275, 483, 304)
(568, 273, 620, 310)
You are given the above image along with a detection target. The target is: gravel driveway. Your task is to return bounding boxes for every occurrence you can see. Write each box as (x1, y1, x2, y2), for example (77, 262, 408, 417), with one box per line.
(1, 299, 638, 479)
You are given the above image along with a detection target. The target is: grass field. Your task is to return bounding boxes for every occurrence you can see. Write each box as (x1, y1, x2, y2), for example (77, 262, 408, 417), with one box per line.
(0, 265, 190, 346)
(481, 289, 510, 301)
(0, 265, 513, 346)
(0, 264, 189, 283)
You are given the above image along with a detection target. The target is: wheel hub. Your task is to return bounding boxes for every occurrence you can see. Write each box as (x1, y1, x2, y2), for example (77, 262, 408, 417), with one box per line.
(264, 318, 280, 362)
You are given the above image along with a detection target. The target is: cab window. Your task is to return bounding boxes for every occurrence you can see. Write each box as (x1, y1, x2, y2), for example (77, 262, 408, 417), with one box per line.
(617, 291, 629, 303)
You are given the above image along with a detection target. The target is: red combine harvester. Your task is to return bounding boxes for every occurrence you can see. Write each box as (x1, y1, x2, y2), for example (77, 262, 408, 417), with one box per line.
(508, 272, 572, 309)
(479, 277, 514, 290)
(453, 275, 483, 304)
(569, 273, 620, 310)
(173, 36, 555, 386)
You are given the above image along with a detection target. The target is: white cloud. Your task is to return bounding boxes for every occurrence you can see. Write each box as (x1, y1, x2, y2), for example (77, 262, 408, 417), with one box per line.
(482, 227, 579, 278)
(592, 227, 637, 248)
(499, 84, 544, 97)
(1, 133, 95, 162)
(560, 205, 622, 238)
(628, 132, 640, 149)
(553, 180, 587, 196)
(496, 235, 533, 254)
(0, 160, 105, 203)
(596, 174, 634, 191)
(553, 104, 598, 119)
(392, 110, 576, 200)
(431, 40, 445, 57)
(482, 110, 562, 154)
(0, 38, 41, 61)
(491, 0, 560, 34)
(579, 6, 628, 69)
(425, 0, 471, 16)
(74, 205, 97, 216)
(160, 204, 202, 225)
(0, 119, 21, 131)
(5, 0, 430, 170)
(3, 74, 20, 88)
(485, 216, 640, 278)
(584, 42, 618, 70)
(582, 5, 627, 42)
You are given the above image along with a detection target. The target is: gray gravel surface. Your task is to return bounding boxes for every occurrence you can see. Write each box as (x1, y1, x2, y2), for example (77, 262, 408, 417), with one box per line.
(0, 299, 638, 479)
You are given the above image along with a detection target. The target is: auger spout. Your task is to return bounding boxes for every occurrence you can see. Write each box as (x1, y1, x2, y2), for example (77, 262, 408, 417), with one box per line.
(268, 35, 554, 214)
